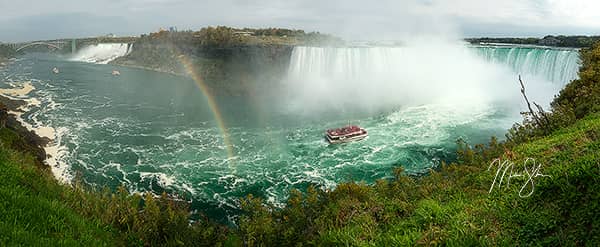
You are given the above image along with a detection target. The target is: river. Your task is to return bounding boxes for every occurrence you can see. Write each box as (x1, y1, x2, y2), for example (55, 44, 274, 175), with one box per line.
(0, 43, 580, 222)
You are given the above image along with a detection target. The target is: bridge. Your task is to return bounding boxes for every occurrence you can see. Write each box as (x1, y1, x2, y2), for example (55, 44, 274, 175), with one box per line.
(5, 40, 70, 52)
(4, 36, 138, 53)
(14, 41, 67, 52)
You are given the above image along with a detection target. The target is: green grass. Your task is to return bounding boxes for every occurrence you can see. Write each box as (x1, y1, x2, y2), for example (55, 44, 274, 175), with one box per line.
(0, 128, 119, 246)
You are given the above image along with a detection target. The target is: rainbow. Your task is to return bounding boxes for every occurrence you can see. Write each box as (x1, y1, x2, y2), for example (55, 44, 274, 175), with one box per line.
(176, 52, 235, 160)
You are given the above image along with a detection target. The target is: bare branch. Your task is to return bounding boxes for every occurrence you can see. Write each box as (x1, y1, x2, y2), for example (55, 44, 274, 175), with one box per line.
(519, 75, 544, 130)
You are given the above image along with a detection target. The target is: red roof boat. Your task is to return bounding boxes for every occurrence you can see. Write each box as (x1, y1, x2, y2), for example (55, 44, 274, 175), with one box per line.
(325, 125, 368, 144)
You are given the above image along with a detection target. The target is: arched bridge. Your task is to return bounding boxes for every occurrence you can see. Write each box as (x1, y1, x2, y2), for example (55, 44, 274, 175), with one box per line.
(4, 37, 137, 54)
(7, 41, 67, 52)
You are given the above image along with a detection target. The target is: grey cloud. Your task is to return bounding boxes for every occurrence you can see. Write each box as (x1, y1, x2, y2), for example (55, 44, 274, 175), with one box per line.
(0, 0, 597, 42)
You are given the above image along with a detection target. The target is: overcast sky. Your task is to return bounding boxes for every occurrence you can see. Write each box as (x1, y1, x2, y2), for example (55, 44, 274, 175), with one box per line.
(0, 0, 598, 42)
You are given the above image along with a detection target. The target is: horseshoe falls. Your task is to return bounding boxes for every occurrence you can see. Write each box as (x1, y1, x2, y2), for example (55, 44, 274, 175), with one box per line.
(288, 45, 579, 88)
(285, 44, 579, 114)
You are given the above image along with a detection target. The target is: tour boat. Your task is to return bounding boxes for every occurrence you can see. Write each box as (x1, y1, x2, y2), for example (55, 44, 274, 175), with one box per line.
(52, 67, 59, 74)
(325, 125, 368, 144)
(112, 70, 121, 76)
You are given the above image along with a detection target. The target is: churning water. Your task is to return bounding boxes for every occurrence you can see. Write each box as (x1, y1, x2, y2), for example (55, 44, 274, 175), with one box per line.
(0, 43, 580, 221)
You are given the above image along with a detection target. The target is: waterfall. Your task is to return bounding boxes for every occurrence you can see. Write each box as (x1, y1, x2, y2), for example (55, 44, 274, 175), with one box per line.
(284, 44, 580, 112)
(288, 46, 414, 82)
(472, 46, 580, 85)
(288, 45, 580, 86)
(70, 43, 132, 64)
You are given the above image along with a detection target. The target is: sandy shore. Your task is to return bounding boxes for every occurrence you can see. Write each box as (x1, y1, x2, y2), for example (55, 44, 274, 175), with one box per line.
(0, 82, 35, 96)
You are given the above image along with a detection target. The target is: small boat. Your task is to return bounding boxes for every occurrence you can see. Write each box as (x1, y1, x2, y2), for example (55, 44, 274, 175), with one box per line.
(112, 70, 121, 76)
(52, 67, 59, 74)
(325, 125, 368, 144)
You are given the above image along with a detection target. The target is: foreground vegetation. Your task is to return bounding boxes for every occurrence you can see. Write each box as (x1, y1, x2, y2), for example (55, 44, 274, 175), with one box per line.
(1, 41, 599, 245)
(0, 132, 231, 245)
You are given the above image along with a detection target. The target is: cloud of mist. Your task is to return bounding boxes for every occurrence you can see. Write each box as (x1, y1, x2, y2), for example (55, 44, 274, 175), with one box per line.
(280, 39, 562, 118)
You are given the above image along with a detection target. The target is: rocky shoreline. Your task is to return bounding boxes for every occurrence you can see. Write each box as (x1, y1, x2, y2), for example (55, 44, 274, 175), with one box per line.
(0, 60, 51, 168)
(0, 94, 49, 168)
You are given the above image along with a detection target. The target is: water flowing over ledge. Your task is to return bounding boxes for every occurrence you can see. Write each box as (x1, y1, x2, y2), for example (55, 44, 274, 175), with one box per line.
(70, 43, 133, 64)
(472, 45, 580, 85)
(288, 45, 580, 87)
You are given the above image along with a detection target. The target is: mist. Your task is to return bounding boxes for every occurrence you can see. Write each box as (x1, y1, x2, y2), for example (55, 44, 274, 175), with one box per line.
(280, 39, 564, 119)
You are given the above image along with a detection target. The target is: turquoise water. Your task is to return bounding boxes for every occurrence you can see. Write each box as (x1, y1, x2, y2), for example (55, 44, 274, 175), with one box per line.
(472, 45, 580, 84)
(0, 45, 579, 222)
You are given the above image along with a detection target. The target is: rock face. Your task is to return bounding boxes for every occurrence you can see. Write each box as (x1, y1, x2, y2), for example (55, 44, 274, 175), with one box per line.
(112, 43, 294, 96)
(194, 45, 294, 96)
